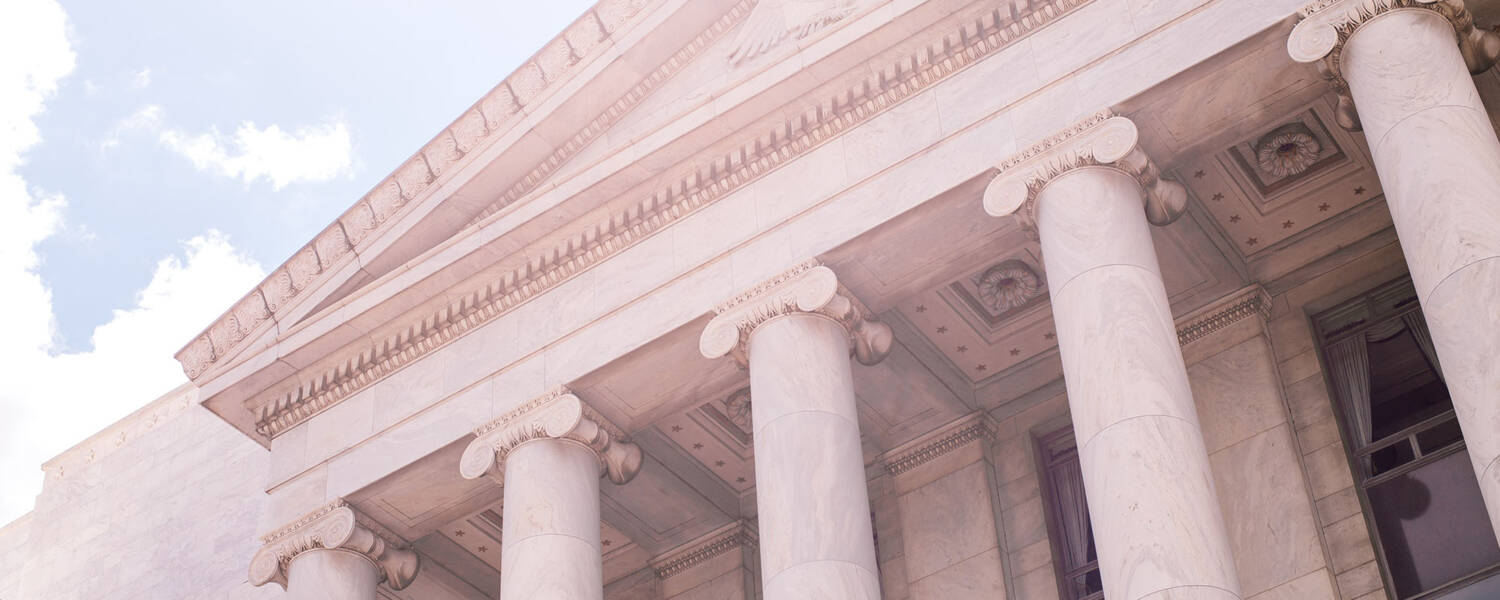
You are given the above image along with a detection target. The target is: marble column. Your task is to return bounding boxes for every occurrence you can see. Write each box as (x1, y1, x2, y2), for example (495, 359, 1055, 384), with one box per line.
(985, 114, 1242, 600)
(1290, 0, 1500, 537)
(248, 499, 420, 599)
(700, 261, 894, 599)
(460, 388, 643, 600)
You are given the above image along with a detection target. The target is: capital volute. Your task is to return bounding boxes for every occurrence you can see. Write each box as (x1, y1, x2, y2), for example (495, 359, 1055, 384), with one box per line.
(698, 260, 894, 367)
(984, 112, 1182, 237)
(248, 499, 419, 590)
(982, 113, 1187, 236)
(1289, 0, 1500, 131)
(459, 388, 643, 485)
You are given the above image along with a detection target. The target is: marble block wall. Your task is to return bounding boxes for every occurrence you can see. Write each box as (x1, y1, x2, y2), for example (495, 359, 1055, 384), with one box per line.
(1186, 329, 1336, 600)
(972, 392, 1077, 600)
(884, 415, 1011, 600)
(10, 387, 281, 600)
(650, 521, 758, 600)
(0, 513, 31, 598)
(1264, 240, 1412, 600)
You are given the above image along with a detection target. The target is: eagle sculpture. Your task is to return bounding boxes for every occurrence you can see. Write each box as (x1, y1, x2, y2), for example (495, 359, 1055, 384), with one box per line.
(727, 0, 864, 65)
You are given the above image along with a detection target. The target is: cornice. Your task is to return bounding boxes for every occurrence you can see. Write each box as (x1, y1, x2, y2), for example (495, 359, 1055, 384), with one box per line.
(982, 113, 1188, 235)
(459, 388, 643, 485)
(248, 499, 418, 591)
(176, 0, 667, 382)
(1288, 0, 1500, 131)
(1174, 285, 1272, 346)
(882, 413, 998, 475)
(650, 521, 758, 580)
(699, 260, 893, 367)
(247, 0, 1092, 440)
(466, 1, 755, 226)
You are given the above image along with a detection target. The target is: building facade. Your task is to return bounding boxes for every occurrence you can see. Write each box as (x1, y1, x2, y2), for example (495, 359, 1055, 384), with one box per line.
(5, 0, 1500, 598)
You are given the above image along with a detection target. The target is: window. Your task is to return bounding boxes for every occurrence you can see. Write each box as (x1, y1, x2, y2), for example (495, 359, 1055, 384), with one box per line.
(1036, 428, 1102, 600)
(1315, 278, 1500, 599)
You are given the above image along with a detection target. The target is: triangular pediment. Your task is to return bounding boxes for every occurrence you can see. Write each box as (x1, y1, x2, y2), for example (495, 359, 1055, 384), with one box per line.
(176, 0, 713, 381)
(176, 0, 896, 382)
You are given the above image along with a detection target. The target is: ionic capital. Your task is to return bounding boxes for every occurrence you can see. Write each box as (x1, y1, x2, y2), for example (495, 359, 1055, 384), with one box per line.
(459, 388, 643, 485)
(1289, 0, 1500, 130)
(982, 113, 1187, 234)
(698, 260, 894, 367)
(248, 499, 419, 590)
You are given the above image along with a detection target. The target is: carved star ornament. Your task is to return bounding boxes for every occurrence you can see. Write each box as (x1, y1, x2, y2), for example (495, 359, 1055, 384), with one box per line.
(728, 0, 865, 65)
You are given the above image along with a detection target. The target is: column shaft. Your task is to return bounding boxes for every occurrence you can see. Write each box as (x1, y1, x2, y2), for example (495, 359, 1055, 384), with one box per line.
(1342, 7, 1500, 537)
(500, 438, 605, 600)
(1038, 167, 1241, 600)
(748, 313, 881, 599)
(285, 549, 380, 600)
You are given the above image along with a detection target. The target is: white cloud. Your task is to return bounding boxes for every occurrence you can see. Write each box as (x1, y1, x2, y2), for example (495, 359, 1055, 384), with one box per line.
(160, 119, 354, 190)
(103, 104, 354, 190)
(0, 0, 268, 524)
(130, 66, 151, 89)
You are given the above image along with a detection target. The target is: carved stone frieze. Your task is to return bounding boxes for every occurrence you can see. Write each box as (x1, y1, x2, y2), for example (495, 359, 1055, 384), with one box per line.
(248, 499, 418, 590)
(727, 0, 867, 65)
(459, 388, 643, 485)
(651, 521, 759, 580)
(1289, 0, 1500, 130)
(1175, 285, 1273, 346)
(882, 413, 998, 476)
(983, 113, 1188, 235)
(699, 261, 894, 367)
(241, 0, 1092, 441)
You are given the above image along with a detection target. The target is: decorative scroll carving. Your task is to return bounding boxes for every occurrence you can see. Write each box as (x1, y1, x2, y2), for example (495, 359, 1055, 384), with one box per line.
(459, 388, 643, 485)
(727, 0, 863, 65)
(651, 521, 759, 579)
(241, 0, 1092, 441)
(883, 415, 997, 475)
(699, 261, 893, 367)
(1289, 0, 1500, 131)
(983, 113, 1188, 235)
(248, 499, 418, 591)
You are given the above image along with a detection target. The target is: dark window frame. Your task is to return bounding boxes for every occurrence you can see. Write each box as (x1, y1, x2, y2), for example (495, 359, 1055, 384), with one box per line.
(1034, 427, 1103, 600)
(1312, 276, 1500, 599)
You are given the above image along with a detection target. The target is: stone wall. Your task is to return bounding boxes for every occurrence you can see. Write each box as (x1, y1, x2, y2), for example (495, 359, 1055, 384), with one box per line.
(8, 386, 279, 600)
(0, 513, 30, 599)
(1265, 240, 1412, 600)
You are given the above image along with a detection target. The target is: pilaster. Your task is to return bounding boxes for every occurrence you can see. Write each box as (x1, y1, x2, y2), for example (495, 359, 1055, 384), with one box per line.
(459, 387, 643, 485)
(247, 499, 418, 590)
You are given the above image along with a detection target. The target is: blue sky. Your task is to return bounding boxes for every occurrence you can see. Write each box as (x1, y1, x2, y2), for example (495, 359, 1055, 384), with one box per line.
(1, 0, 595, 524)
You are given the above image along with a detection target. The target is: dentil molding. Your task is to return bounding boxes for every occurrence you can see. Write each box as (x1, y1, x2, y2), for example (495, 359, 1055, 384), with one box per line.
(1175, 285, 1273, 346)
(699, 260, 893, 367)
(651, 520, 759, 580)
(459, 388, 643, 485)
(248, 499, 418, 590)
(982, 112, 1189, 234)
(243, 0, 1092, 441)
(882, 413, 999, 476)
(1289, 0, 1500, 131)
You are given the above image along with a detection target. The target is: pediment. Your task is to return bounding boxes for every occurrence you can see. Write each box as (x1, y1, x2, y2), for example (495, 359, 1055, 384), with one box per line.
(174, 0, 934, 384)
(175, 0, 754, 382)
